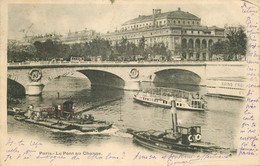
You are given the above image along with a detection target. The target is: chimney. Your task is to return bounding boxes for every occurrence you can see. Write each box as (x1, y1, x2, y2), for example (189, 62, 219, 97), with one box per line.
(178, 7, 181, 11)
(152, 9, 155, 27)
(152, 9, 162, 27)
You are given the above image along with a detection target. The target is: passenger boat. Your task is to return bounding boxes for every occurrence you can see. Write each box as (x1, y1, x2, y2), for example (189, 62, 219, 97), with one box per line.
(133, 87, 206, 111)
(206, 77, 245, 99)
(14, 99, 113, 132)
(127, 101, 231, 153)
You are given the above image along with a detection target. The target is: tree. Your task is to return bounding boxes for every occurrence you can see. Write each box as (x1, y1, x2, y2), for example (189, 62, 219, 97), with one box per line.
(226, 26, 247, 60)
(211, 26, 247, 61)
(211, 40, 229, 55)
(174, 44, 182, 56)
(137, 36, 146, 55)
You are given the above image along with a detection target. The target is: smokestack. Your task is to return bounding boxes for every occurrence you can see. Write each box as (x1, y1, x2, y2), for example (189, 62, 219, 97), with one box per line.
(171, 101, 178, 132)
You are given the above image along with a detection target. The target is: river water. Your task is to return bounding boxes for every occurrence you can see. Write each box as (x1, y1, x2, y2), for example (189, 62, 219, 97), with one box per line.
(7, 76, 244, 155)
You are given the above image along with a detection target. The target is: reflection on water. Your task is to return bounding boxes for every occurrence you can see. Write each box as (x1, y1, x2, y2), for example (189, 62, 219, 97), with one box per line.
(8, 76, 245, 153)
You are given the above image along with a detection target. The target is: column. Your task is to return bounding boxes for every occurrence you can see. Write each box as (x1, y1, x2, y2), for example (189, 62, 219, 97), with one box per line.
(124, 80, 140, 91)
(193, 39, 196, 60)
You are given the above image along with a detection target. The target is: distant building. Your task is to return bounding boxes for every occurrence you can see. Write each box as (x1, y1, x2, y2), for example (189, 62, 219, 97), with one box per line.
(22, 28, 100, 45)
(61, 28, 100, 44)
(24, 33, 62, 43)
(102, 8, 225, 61)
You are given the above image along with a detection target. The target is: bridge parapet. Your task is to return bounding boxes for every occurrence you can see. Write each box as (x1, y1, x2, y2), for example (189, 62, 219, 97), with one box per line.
(7, 61, 246, 96)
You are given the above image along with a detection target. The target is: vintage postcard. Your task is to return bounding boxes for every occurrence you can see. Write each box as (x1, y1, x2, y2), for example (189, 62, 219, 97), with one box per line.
(0, 0, 259, 165)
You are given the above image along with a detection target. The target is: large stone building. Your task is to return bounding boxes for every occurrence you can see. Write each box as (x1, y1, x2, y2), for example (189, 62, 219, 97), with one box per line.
(22, 28, 100, 45)
(102, 8, 225, 60)
(61, 28, 100, 44)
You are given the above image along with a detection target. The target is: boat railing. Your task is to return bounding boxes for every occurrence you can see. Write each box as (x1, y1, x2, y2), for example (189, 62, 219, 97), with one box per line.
(142, 87, 203, 100)
(138, 92, 176, 101)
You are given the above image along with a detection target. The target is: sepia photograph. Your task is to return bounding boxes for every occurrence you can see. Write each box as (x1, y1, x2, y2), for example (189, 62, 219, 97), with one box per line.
(1, 0, 259, 165)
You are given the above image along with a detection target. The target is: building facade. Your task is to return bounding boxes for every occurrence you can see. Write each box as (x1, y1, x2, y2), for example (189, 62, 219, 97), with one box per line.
(23, 28, 100, 45)
(102, 8, 225, 61)
(61, 29, 100, 44)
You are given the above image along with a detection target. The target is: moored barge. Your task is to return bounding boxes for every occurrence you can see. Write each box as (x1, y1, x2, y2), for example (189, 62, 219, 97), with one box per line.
(14, 99, 112, 132)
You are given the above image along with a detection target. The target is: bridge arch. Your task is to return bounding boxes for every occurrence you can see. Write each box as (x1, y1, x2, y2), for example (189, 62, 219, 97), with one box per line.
(7, 78, 26, 97)
(148, 68, 202, 86)
(154, 69, 201, 85)
(41, 68, 126, 90)
(76, 69, 125, 89)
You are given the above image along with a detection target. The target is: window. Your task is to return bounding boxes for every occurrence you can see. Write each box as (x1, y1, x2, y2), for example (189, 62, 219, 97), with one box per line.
(174, 20, 176, 24)
(183, 21, 185, 24)
(188, 21, 190, 24)
(178, 21, 180, 24)
(191, 31, 193, 34)
(192, 21, 194, 24)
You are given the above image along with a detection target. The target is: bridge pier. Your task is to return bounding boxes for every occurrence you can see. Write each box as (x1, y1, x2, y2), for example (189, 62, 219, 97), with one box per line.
(26, 82, 44, 96)
(124, 80, 140, 91)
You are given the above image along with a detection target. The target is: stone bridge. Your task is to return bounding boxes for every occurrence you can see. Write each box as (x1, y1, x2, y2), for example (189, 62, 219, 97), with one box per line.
(7, 61, 245, 95)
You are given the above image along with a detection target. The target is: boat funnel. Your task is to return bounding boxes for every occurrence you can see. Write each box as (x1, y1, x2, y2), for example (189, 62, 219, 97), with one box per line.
(171, 101, 178, 132)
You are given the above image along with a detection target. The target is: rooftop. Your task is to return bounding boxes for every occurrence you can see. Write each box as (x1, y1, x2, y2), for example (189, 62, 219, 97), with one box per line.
(122, 8, 200, 26)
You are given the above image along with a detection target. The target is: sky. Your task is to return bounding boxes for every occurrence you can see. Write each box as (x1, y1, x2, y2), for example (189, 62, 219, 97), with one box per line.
(8, 0, 247, 40)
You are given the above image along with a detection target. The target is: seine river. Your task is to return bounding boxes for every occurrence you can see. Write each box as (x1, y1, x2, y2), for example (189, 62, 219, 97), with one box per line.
(7, 76, 245, 155)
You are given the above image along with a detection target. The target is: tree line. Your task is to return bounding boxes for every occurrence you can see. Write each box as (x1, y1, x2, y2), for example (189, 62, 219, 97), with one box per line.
(8, 26, 247, 62)
(8, 36, 171, 62)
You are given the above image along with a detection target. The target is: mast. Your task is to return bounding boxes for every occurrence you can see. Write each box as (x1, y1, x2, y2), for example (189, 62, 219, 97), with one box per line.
(171, 101, 177, 132)
(118, 98, 123, 121)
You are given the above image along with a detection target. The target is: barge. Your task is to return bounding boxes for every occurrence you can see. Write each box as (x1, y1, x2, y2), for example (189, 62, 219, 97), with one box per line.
(14, 99, 112, 132)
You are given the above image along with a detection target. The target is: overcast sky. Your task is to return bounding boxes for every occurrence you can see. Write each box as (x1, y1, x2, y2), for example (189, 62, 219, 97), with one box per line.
(8, 0, 247, 40)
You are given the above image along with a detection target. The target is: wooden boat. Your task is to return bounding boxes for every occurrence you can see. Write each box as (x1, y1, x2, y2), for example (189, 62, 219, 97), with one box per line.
(8, 107, 26, 116)
(14, 115, 26, 121)
(127, 101, 231, 153)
